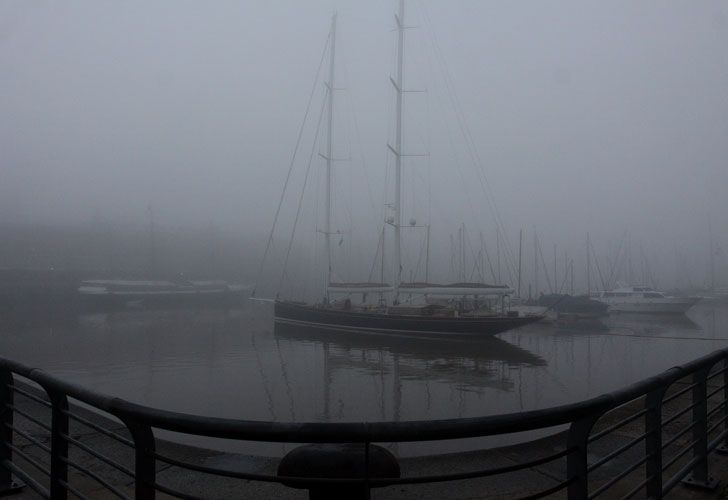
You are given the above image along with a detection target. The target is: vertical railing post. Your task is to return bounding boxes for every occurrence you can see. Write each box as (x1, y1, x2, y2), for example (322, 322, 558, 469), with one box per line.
(126, 421, 156, 499)
(682, 367, 718, 489)
(0, 370, 23, 495)
(718, 359, 728, 454)
(49, 390, 69, 499)
(0, 370, 14, 492)
(645, 385, 667, 498)
(566, 414, 599, 500)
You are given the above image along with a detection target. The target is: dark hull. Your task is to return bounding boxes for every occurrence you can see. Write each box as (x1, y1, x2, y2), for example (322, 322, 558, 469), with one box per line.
(538, 294, 608, 316)
(274, 301, 542, 337)
(274, 322, 546, 366)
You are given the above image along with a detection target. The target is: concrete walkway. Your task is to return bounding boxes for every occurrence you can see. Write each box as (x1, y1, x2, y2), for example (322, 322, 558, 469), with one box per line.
(6, 380, 728, 499)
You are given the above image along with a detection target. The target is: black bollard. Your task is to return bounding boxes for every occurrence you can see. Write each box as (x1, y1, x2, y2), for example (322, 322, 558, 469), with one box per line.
(278, 443, 400, 500)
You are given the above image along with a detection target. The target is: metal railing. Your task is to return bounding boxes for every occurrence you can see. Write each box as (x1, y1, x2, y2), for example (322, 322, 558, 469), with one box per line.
(1, 348, 728, 499)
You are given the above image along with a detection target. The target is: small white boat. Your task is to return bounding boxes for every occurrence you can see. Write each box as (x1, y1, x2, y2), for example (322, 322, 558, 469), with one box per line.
(78, 279, 250, 309)
(591, 285, 700, 315)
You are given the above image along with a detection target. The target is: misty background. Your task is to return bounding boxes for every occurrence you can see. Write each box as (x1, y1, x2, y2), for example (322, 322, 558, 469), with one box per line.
(1, 1, 727, 294)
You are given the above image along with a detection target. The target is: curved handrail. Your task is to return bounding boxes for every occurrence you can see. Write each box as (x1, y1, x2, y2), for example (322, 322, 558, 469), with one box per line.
(3, 346, 727, 443)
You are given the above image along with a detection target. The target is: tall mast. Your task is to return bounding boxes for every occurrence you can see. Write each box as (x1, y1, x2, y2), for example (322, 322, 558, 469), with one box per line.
(147, 204, 157, 277)
(709, 217, 715, 292)
(554, 244, 557, 293)
(393, 0, 405, 302)
(480, 232, 485, 282)
(380, 225, 386, 305)
(460, 224, 465, 281)
(517, 228, 523, 298)
(425, 224, 431, 283)
(496, 229, 501, 283)
(570, 259, 574, 295)
(586, 232, 591, 296)
(533, 230, 539, 297)
(324, 12, 337, 302)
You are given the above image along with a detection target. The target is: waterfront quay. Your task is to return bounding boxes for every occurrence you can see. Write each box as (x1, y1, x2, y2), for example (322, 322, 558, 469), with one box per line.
(5, 348, 728, 499)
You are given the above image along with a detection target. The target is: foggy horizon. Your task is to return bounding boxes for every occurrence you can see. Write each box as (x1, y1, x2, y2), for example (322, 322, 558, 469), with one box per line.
(2, 1, 727, 293)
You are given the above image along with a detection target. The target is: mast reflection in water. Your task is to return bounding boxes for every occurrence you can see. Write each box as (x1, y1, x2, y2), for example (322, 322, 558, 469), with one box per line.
(0, 301, 727, 453)
(274, 322, 545, 423)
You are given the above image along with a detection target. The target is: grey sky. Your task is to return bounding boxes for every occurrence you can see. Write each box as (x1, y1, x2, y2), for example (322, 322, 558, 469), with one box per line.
(2, 1, 727, 288)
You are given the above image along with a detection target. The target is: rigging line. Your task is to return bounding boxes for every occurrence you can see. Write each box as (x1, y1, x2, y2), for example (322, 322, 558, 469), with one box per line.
(308, 143, 324, 298)
(589, 237, 607, 291)
(277, 96, 328, 297)
(419, 1, 519, 282)
(412, 228, 428, 281)
(536, 235, 554, 293)
(419, 5, 495, 214)
(341, 61, 378, 217)
(274, 337, 297, 421)
(469, 249, 482, 282)
(367, 226, 385, 282)
(606, 232, 626, 288)
(330, 97, 355, 243)
(426, 58, 485, 253)
(463, 226, 484, 282)
(432, 72, 514, 288)
(250, 332, 277, 421)
(252, 31, 331, 297)
(481, 234, 498, 283)
(556, 259, 569, 294)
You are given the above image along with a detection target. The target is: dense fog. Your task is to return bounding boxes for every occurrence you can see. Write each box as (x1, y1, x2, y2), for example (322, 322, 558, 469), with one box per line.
(2, 1, 727, 295)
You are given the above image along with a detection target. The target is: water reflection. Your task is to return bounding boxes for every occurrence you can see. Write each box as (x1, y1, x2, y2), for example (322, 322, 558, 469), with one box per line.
(606, 313, 700, 335)
(275, 323, 545, 421)
(0, 302, 726, 429)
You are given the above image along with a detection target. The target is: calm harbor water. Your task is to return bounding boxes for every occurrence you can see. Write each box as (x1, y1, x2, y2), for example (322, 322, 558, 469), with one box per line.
(1, 300, 727, 455)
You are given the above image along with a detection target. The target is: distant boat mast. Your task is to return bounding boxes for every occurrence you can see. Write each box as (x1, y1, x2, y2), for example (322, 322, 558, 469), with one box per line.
(391, 0, 406, 303)
(708, 216, 715, 292)
(324, 12, 337, 302)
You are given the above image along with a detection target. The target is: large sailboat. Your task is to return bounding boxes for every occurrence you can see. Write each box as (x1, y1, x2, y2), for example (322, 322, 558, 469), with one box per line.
(270, 3, 542, 337)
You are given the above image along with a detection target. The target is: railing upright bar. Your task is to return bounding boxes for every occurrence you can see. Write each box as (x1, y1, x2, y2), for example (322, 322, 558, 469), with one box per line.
(681, 367, 718, 489)
(49, 390, 69, 500)
(126, 421, 155, 500)
(0, 371, 13, 492)
(0, 370, 21, 495)
(645, 385, 667, 498)
(364, 440, 371, 497)
(566, 414, 599, 499)
(719, 359, 728, 454)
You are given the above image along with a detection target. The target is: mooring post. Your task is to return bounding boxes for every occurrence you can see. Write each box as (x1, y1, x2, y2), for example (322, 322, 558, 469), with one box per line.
(278, 443, 400, 500)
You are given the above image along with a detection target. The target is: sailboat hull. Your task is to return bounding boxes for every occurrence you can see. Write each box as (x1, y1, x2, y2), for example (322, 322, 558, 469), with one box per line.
(274, 301, 541, 337)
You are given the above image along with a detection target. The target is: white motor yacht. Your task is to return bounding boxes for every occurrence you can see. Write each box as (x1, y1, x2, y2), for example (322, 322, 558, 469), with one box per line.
(591, 285, 700, 315)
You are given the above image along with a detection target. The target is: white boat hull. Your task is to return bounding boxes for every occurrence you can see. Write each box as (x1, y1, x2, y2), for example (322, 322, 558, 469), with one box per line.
(598, 297, 700, 315)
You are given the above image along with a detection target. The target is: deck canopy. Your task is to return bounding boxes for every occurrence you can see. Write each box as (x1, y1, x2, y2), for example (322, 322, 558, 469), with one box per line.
(328, 282, 393, 294)
(399, 282, 513, 296)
